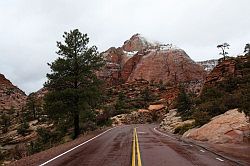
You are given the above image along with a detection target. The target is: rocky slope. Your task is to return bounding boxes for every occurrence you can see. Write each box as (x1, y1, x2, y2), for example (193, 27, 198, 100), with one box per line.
(160, 109, 194, 133)
(99, 34, 207, 86)
(0, 74, 27, 111)
(159, 55, 250, 144)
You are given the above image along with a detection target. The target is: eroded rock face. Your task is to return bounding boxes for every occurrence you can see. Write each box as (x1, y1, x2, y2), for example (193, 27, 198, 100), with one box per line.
(182, 109, 250, 143)
(160, 109, 194, 133)
(204, 58, 239, 86)
(100, 34, 207, 86)
(0, 73, 27, 110)
(127, 49, 206, 84)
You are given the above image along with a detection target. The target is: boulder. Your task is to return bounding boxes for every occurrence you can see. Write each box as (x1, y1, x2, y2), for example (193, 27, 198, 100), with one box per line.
(148, 104, 165, 111)
(182, 109, 250, 143)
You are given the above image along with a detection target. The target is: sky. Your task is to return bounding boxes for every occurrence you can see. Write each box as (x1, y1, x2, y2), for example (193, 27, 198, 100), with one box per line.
(0, 0, 250, 94)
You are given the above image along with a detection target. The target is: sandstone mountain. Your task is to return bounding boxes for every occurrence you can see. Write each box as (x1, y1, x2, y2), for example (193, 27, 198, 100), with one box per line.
(0, 73, 27, 111)
(99, 34, 207, 86)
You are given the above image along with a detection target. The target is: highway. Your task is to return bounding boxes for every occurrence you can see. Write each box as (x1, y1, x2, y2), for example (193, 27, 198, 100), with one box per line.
(37, 124, 239, 166)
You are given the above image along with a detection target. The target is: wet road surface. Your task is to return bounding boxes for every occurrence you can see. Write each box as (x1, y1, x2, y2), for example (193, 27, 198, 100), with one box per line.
(38, 124, 240, 166)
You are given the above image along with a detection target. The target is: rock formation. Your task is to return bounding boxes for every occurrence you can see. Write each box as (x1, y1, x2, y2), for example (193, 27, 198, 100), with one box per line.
(0, 73, 27, 111)
(160, 109, 194, 133)
(205, 58, 236, 86)
(182, 109, 250, 144)
(99, 34, 207, 86)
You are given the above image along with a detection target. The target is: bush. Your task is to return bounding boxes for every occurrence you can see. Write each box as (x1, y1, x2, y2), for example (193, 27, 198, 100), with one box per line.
(17, 122, 29, 136)
(29, 127, 63, 154)
(80, 121, 97, 132)
(192, 111, 211, 127)
(200, 87, 222, 101)
(10, 144, 28, 160)
(174, 123, 195, 135)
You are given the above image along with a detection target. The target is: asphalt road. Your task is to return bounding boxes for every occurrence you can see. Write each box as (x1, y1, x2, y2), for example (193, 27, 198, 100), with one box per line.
(38, 124, 239, 166)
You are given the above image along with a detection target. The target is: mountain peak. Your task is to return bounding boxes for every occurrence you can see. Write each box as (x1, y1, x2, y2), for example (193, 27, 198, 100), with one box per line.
(122, 34, 182, 52)
(0, 73, 12, 86)
(122, 33, 154, 52)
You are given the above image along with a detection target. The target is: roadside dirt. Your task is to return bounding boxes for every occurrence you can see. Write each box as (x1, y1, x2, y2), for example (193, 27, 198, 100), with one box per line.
(9, 127, 111, 166)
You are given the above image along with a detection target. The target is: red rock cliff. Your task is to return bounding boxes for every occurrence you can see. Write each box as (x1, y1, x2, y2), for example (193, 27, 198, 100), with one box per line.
(0, 73, 26, 110)
(100, 34, 207, 86)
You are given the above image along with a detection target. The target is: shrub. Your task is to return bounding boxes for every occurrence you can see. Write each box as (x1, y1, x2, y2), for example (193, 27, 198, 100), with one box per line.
(174, 123, 195, 135)
(29, 127, 63, 154)
(10, 144, 28, 160)
(200, 87, 222, 101)
(81, 121, 97, 132)
(17, 121, 29, 136)
(192, 111, 211, 127)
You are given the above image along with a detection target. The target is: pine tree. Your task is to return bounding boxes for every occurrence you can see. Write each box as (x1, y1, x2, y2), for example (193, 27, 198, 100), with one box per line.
(244, 43, 250, 56)
(26, 93, 37, 120)
(217, 43, 230, 60)
(176, 86, 192, 119)
(44, 29, 104, 139)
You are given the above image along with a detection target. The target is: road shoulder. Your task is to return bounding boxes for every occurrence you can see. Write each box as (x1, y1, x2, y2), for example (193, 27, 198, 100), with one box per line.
(9, 127, 112, 166)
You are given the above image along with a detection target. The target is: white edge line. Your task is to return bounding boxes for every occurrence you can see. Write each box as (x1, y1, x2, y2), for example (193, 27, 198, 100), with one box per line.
(216, 157, 224, 162)
(39, 127, 117, 166)
(153, 127, 176, 140)
(200, 149, 205, 153)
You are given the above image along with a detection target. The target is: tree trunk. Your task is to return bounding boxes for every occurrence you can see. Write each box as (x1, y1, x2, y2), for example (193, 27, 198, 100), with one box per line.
(73, 109, 80, 139)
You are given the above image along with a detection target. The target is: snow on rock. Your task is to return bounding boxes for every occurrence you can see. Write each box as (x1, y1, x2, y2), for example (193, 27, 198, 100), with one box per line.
(197, 59, 218, 72)
(99, 33, 207, 86)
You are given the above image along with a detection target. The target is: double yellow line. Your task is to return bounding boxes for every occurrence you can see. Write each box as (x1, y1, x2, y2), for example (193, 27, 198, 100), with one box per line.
(132, 128, 142, 166)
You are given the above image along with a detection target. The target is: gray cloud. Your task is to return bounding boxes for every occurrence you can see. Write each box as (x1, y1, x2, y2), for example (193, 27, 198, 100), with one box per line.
(0, 0, 249, 94)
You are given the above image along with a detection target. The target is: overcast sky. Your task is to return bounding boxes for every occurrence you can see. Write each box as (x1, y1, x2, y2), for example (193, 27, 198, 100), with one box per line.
(0, 0, 250, 94)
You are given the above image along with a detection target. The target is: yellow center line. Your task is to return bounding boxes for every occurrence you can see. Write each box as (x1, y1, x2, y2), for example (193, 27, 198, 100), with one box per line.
(132, 128, 136, 166)
(135, 128, 142, 166)
(131, 128, 142, 166)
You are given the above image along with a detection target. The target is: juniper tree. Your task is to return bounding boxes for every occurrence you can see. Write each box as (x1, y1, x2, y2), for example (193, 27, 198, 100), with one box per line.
(44, 29, 104, 139)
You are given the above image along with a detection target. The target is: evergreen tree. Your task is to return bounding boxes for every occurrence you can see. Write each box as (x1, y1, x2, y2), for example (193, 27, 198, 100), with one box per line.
(0, 113, 11, 133)
(176, 87, 191, 119)
(217, 43, 230, 60)
(244, 43, 250, 56)
(26, 93, 38, 120)
(44, 29, 104, 139)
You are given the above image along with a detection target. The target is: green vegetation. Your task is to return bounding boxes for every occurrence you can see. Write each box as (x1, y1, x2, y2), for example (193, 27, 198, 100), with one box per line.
(176, 55, 250, 127)
(44, 29, 104, 139)
(28, 127, 64, 154)
(0, 113, 11, 133)
(244, 43, 250, 56)
(26, 93, 42, 120)
(174, 123, 195, 135)
(176, 86, 192, 120)
(17, 121, 29, 136)
(217, 43, 230, 60)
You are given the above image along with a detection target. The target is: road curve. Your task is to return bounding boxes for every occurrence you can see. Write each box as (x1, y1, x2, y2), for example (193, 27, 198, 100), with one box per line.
(38, 124, 240, 166)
